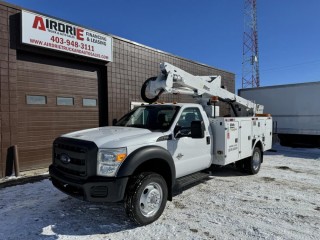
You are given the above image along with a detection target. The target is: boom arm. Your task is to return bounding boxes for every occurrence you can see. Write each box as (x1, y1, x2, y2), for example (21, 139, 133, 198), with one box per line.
(141, 62, 264, 116)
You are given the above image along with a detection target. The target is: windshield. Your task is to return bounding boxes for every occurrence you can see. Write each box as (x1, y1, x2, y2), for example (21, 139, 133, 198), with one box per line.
(115, 105, 181, 131)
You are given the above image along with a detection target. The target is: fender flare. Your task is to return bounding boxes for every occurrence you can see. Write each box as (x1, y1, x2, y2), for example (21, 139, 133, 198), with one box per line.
(117, 145, 176, 188)
(252, 139, 264, 162)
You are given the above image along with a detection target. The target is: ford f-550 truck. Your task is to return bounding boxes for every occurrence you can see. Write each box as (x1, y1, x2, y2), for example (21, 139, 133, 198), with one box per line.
(49, 63, 272, 225)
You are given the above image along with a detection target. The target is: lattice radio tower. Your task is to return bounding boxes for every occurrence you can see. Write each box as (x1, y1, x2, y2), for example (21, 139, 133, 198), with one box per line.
(242, 0, 260, 88)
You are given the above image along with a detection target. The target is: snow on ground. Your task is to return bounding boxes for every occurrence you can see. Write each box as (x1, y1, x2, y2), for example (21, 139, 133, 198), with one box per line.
(0, 144, 319, 240)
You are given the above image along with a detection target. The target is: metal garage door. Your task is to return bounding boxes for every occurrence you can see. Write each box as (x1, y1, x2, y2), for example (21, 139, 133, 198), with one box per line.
(17, 52, 99, 171)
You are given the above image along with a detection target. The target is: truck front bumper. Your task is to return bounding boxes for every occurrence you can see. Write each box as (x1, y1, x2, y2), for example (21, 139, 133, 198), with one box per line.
(49, 165, 129, 202)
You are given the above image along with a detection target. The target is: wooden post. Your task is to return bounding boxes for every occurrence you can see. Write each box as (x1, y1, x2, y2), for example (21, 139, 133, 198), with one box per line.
(13, 145, 20, 177)
(5, 146, 14, 177)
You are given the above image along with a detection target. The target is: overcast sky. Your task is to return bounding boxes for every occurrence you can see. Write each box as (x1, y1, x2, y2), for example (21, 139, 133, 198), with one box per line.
(4, 0, 320, 89)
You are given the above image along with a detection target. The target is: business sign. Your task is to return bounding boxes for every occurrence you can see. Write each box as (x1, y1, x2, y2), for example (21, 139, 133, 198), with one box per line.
(21, 10, 113, 62)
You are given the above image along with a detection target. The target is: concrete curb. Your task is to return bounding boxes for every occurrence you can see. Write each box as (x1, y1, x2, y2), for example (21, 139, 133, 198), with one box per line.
(0, 174, 50, 189)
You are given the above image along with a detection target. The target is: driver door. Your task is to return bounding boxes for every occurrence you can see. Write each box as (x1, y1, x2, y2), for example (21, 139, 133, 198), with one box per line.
(169, 107, 211, 178)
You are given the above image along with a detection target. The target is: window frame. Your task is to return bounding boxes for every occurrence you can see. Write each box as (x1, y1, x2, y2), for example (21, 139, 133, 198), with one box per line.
(82, 98, 97, 107)
(26, 95, 47, 105)
(56, 96, 74, 106)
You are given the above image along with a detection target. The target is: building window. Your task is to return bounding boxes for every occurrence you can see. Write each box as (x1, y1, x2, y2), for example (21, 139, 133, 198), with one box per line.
(57, 97, 74, 106)
(83, 98, 97, 107)
(26, 95, 47, 105)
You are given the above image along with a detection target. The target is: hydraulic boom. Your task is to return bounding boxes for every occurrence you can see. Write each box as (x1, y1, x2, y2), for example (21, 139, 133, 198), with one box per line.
(141, 62, 264, 117)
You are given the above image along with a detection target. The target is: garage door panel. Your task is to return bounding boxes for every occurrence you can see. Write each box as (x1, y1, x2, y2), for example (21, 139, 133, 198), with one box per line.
(18, 70, 97, 80)
(0, 121, 2, 178)
(18, 126, 97, 137)
(19, 158, 52, 171)
(17, 53, 99, 171)
(17, 77, 98, 90)
(18, 56, 98, 77)
(17, 80, 98, 92)
(17, 125, 97, 139)
(17, 86, 98, 95)
(18, 143, 52, 151)
(17, 82, 97, 94)
(17, 111, 98, 120)
(17, 107, 98, 112)
(17, 119, 98, 129)
(18, 74, 97, 84)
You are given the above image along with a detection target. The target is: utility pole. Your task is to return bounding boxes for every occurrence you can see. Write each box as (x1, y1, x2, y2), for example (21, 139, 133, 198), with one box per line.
(242, 0, 260, 88)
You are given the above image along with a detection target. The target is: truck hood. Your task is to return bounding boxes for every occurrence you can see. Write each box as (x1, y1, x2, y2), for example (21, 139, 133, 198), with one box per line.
(62, 127, 164, 148)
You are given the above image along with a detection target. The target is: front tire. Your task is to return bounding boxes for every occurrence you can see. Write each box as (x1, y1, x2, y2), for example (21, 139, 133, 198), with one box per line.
(125, 172, 168, 225)
(245, 147, 262, 175)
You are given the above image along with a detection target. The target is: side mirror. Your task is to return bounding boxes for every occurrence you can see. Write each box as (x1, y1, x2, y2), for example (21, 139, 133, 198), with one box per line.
(112, 119, 117, 126)
(191, 121, 205, 138)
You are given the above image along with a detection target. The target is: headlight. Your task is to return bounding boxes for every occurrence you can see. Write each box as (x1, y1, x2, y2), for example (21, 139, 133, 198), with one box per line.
(97, 148, 127, 177)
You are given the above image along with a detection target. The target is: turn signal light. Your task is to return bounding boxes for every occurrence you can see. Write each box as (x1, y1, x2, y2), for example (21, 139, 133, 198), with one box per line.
(116, 153, 127, 162)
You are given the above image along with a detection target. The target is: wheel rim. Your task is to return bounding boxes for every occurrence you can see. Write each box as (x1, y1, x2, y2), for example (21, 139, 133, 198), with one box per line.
(139, 182, 163, 218)
(252, 151, 261, 170)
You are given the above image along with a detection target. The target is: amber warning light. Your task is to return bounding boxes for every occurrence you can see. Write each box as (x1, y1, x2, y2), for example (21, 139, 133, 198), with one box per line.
(211, 96, 219, 102)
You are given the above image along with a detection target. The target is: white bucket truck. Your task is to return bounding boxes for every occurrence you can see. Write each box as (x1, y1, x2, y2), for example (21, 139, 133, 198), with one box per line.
(49, 63, 272, 225)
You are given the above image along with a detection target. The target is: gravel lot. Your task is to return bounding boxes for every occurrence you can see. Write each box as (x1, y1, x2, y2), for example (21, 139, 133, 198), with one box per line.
(0, 144, 319, 240)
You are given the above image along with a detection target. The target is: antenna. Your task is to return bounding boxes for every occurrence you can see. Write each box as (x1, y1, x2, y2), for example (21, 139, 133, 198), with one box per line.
(242, 0, 260, 88)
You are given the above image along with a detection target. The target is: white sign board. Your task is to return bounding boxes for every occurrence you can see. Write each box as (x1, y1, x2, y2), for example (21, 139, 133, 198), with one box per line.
(21, 10, 113, 62)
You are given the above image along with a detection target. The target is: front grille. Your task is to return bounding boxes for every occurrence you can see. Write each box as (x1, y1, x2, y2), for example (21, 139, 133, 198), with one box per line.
(55, 143, 87, 153)
(54, 151, 87, 178)
(53, 140, 89, 178)
(55, 153, 85, 166)
(52, 137, 98, 179)
(56, 165, 86, 177)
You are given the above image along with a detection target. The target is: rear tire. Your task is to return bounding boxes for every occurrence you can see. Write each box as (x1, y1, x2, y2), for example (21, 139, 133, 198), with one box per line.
(244, 147, 262, 175)
(124, 172, 168, 225)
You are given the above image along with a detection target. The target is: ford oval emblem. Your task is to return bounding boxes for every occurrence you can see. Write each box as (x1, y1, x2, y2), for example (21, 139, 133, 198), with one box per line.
(60, 153, 71, 164)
